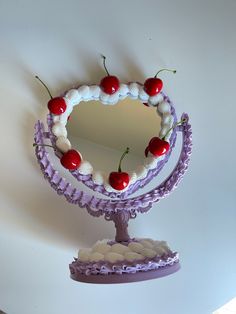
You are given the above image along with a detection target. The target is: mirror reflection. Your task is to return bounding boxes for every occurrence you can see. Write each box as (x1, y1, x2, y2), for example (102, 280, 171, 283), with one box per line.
(67, 98, 161, 172)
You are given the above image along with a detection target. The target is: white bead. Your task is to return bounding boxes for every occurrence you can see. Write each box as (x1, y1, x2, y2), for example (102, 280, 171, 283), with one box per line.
(52, 122, 67, 137)
(145, 238, 155, 244)
(128, 242, 144, 253)
(111, 243, 130, 255)
(141, 248, 157, 258)
(92, 243, 111, 254)
(105, 252, 124, 263)
(129, 172, 137, 184)
(52, 115, 60, 123)
(158, 241, 169, 251)
(89, 252, 104, 262)
(148, 93, 164, 106)
(78, 85, 90, 99)
(92, 171, 105, 185)
(157, 102, 171, 114)
(56, 136, 71, 153)
(140, 239, 154, 249)
(159, 240, 168, 247)
(124, 252, 144, 262)
(153, 240, 161, 246)
(138, 88, 149, 101)
(162, 113, 173, 125)
(119, 84, 129, 96)
(160, 246, 169, 253)
(85, 88, 92, 100)
(119, 94, 127, 100)
(78, 248, 91, 262)
(129, 83, 139, 97)
(59, 112, 70, 125)
(107, 92, 119, 104)
(143, 157, 157, 170)
(159, 125, 170, 139)
(153, 240, 168, 250)
(153, 246, 166, 256)
(89, 85, 101, 98)
(65, 89, 81, 104)
(136, 165, 148, 179)
(165, 122, 172, 131)
(78, 160, 93, 175)
(100, 91, 110, 103)
(64, 99, 74, 114)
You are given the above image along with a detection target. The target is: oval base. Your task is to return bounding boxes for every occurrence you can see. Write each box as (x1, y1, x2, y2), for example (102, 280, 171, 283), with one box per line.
(70, 262, 180, 284)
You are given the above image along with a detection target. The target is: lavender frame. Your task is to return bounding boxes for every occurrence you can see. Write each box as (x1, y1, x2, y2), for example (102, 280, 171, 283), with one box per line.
(34, 93, 192, 283)
(34, 113, 192, 219)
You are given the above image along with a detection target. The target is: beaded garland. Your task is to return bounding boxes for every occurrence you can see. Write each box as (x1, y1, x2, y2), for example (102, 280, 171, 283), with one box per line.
(49, 83, 174, 194)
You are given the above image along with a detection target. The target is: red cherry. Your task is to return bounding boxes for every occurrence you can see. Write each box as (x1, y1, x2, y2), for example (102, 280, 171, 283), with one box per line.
(48, 97, 67, 115)
(145, 117, 187, 157)
(35, 76, 67, 115)
(100, 76, 120, 95)
(144, 68, 176, 96)
(60, 149, 82, 170)
(100, 55, 120, 95)
(108, 147, 130, 191)
(144, 78, 163, 96)
(109, 172, 130, 190)
(148, 137, 170, 157)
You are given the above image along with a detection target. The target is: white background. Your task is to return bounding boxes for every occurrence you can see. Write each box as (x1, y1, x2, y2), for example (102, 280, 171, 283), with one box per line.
(0, 0, 236, 313)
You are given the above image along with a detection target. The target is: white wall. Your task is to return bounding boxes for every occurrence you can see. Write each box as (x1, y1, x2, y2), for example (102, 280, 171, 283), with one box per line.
(0, 0, 236, 313)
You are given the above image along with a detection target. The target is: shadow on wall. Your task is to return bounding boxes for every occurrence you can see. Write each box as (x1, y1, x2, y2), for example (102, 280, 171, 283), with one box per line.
(1, 56, 120, 250)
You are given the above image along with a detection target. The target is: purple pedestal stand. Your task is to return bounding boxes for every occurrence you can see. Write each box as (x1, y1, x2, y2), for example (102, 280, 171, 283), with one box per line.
(34, 93, 192, 284)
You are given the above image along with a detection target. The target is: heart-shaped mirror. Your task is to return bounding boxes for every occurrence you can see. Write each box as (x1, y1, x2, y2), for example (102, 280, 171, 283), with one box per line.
(48, 83, 176, 198)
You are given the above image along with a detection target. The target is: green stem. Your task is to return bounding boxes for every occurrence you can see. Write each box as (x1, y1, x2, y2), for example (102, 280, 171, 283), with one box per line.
(162, 118, 187, 140)
(118, 147, 130, 172)
(35, 75, 53, 99)
(101, 55, 110, 76)
(154, 68, 176, 78)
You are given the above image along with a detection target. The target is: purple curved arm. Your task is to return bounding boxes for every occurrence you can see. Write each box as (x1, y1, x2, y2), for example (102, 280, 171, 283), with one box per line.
(34, 113, 192, 218)
(47, 92, 178, 199)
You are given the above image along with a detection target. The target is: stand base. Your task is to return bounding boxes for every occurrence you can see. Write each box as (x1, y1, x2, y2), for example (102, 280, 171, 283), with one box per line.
(70, 262, 180, 284)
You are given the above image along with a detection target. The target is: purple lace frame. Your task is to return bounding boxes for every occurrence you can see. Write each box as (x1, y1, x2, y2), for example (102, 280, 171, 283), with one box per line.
(34, 112, 192, 219)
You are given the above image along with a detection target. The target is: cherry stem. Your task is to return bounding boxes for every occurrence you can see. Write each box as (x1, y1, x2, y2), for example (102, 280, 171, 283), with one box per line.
(35, 75, 53, 99)
(162, 118, 187, 140)
(154, 68, 176, 78)
(101, 55, 110, 76)
(33, 143, 54, 149)
(118, 147, 130, 172)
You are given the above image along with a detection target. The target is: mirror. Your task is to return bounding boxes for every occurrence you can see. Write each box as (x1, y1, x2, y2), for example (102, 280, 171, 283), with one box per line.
(67, 98, 161, 172)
